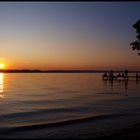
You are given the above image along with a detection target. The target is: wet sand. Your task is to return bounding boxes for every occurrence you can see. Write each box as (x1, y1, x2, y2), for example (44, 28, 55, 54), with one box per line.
(0, 112, 140, 139)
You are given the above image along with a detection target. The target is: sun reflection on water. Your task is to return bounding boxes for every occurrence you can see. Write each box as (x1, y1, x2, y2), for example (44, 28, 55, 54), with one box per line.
(0, 73, 4, 98)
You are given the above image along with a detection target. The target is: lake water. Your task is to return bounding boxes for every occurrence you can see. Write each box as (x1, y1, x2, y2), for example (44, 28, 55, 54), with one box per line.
(0, 73, 140, 138)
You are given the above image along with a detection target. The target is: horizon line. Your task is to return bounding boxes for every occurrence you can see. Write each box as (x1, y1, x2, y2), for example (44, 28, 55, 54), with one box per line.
(0, 69, 140, 73)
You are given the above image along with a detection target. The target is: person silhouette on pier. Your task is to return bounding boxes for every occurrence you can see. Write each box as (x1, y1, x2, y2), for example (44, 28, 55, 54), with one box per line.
(109, 70, 114, 80)
(124, 69, 128, 76)
(136, 72, 140, 81)
(124, 69, 128, 80)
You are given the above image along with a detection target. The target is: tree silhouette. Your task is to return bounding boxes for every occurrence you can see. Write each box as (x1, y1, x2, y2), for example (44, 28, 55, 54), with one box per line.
(130, 19, 140, 55)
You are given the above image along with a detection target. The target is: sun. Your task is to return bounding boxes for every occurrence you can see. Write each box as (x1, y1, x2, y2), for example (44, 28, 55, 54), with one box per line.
(0, 64, 5, 69)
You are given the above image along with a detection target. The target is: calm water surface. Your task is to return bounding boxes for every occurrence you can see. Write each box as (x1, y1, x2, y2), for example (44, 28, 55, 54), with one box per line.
(0, 73, 140, 128)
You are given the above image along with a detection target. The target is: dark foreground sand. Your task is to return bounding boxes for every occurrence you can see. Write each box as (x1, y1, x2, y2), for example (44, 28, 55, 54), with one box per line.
(0, 112, 140, 139)
(97, 122, 140, 140)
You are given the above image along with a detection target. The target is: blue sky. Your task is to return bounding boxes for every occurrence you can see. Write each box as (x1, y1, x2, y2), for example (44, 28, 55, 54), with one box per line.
(0, 2, 140, 70)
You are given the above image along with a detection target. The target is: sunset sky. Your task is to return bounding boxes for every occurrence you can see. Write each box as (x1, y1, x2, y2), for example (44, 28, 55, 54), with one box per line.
(0, 2, 140, 70)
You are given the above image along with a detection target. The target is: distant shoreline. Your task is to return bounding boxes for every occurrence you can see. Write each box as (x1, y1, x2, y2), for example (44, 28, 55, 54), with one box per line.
(0, 70, 140, 73)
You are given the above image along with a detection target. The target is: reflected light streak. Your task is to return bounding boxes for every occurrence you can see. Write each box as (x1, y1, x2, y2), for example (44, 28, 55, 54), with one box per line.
(0, 73, 4, 98)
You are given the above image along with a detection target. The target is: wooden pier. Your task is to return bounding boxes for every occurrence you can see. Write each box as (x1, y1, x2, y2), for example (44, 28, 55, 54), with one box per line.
(102, 75, 140, 81)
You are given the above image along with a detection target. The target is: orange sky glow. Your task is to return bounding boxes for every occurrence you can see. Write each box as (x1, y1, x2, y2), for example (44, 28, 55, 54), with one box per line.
(0, 2, 140, 71)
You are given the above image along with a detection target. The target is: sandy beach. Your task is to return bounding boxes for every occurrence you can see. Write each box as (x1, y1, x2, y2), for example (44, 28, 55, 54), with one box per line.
(0, 111, 140, 139)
